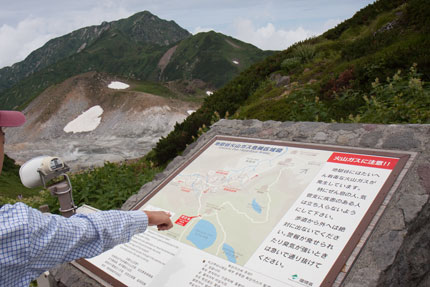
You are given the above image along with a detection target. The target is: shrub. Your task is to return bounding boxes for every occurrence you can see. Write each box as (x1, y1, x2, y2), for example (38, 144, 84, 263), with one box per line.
(327, 89, 365, 121)
(281, 57, 302, 72)
(238, 86, 329, 122)
(358, 64, 430, 123)
(292, 44, 316, 63)
(321, 68, 355, 99)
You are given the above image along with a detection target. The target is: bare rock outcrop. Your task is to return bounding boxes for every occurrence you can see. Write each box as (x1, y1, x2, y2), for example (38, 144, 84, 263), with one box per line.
(4, 72, 199, 169)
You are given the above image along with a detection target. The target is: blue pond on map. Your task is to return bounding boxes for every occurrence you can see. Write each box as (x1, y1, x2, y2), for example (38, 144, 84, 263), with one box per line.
(222, 243, 237, 263)
(187, 219, 217, 249)
(252, 199, 262, 214)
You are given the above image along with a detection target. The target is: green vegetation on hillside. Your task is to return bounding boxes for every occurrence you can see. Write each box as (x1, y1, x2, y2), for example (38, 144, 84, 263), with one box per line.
(133, 81, 177, 98)
(237, 64, 429, 123)
(354, 64, 429, 123)
(132, 80, 206, 102)
(149, 0, 430, 167)
(163, 31, 273, 87)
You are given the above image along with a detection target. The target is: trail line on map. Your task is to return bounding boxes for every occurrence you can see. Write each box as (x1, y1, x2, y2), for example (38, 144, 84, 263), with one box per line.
(262, 166, 289, 221)
(218, 201, 270, 224)
(215, 212, 227, 256)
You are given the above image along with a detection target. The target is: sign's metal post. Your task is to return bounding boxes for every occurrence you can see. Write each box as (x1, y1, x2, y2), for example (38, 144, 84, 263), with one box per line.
(48, 176, 76, 218)
(37, 161, 77, 218)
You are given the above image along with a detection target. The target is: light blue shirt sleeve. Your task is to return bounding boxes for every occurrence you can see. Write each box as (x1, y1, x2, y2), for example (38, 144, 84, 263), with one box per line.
(0, 202, 148, 287)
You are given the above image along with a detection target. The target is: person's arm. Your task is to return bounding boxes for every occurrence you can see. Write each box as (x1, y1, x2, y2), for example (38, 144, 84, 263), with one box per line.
(26, 204, 148, 274)
(0, 202, 171, 282)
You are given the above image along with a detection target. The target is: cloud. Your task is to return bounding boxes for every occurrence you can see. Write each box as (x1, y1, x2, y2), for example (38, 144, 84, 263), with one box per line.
(322, 18, 342, 33)
(0, 18, 55, 68)
(192, 26, 215, 35)
(233, 19, 314, 51)
(0, 6, 131, 68)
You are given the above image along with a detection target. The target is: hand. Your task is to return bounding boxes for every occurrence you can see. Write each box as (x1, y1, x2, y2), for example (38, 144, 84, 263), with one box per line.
(144, 210, 173, 231)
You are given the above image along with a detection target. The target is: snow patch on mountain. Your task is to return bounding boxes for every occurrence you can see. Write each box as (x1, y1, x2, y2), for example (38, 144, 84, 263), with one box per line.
(108, 81, 129, 89)
(64, 105, 103, 133)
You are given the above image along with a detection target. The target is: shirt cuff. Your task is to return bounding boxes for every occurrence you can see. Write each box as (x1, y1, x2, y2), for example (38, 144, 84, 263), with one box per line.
(127, 210, 149, 234)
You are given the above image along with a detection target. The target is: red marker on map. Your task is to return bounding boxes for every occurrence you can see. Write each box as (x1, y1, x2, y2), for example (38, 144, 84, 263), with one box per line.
(175, 215, 201, 226)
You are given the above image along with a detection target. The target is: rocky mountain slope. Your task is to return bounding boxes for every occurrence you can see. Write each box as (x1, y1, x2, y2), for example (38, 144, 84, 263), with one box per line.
(5, 72, 199, 169)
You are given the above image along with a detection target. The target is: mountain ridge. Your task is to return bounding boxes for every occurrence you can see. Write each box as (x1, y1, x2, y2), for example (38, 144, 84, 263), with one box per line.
(0, 12, 272, 110)
(0, 11, 190, 96)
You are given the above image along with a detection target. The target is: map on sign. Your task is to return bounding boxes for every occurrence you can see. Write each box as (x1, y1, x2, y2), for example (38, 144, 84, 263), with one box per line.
(143, 140, 333, 265)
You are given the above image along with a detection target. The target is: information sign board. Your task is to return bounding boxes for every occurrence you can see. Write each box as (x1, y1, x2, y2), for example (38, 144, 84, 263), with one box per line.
(76, 136, 409, 287)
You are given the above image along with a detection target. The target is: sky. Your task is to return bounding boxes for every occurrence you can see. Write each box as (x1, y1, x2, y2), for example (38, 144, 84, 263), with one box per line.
(0, 0, 375, 68)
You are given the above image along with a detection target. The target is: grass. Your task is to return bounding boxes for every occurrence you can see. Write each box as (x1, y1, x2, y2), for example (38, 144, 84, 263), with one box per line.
(0, 176, 41, 199)
(133, 81, 177, 98)
(132, 80, 207, 103)
(0, 155, 44, 206)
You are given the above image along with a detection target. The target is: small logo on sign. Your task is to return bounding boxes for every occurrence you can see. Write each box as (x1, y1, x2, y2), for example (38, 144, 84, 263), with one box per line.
(292, 274, 298, 280)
